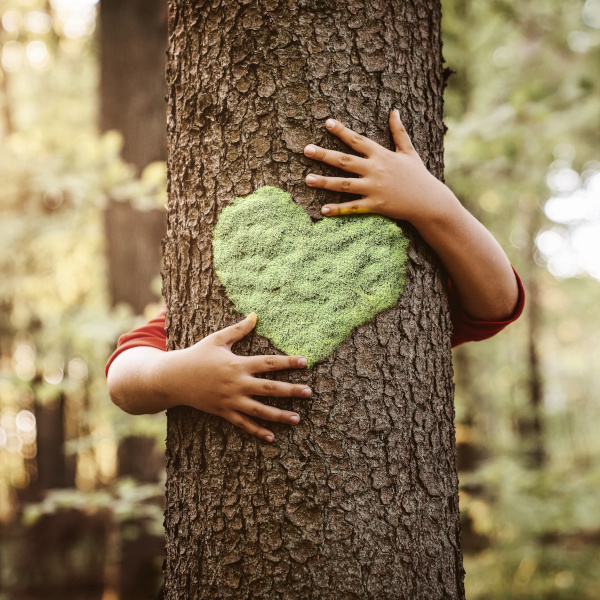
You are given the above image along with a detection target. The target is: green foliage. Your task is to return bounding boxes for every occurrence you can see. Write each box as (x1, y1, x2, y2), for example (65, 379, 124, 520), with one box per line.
(213, 186, 409, 367)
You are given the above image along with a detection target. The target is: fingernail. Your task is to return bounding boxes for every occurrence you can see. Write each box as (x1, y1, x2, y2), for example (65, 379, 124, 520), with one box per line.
(306, 174, 316, 184)
(322, 206, 330, 215)
(290, 414, 300, 424)
(247, 312, 257, 324)
(265, 434, 274, 442)
(298, 357, 307, 368)
(326, 119, 336, 128)
(302, 387, 312, 397)
(305, 145, 316, 156)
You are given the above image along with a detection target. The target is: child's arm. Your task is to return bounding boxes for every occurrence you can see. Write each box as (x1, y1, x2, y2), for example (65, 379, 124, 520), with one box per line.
(304, 111, 519, 322)
(106, 313, 311, 443)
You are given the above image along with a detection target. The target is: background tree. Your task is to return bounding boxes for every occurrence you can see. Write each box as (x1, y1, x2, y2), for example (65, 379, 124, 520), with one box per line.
(100, 2, 169, 598)
(100, 0, 168, 315)
(162, 0, 464, 597)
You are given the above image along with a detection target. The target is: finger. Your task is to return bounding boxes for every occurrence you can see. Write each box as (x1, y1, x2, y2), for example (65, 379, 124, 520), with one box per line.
(243, 354, 308, 374)
(245, 377, 312, 399)
(389, 109, 415, 154)
(228, 412, 275, 442)
(216, 313, 257, 347)
(325, 119, 378, 156)
(304, 144, 369, 175)
(321, 199, 374, 216)
(237, 398, 301, 425)
(305, 173, 369, 195)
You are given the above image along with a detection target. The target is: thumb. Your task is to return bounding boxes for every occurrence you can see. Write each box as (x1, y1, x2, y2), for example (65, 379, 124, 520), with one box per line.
(321, 199, 373, 216)
(216, 313, 257, 347)
(389, 109, 415, 154)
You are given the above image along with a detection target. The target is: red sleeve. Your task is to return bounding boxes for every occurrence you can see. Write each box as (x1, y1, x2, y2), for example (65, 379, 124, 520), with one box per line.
(105, 306, 167, 376)
(449, 268, 525, 348)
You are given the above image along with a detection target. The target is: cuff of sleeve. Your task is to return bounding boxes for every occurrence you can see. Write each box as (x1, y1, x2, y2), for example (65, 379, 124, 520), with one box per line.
(449, 268, 525, 347)
(105, 306, 168, 377)
(105, 337, 167, 377)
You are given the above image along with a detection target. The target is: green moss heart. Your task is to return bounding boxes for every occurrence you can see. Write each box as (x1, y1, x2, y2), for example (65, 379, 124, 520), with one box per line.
(212, 186, 409, 368)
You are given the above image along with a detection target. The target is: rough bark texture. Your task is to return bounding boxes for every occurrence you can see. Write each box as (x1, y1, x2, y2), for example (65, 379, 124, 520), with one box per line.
(163, 1, 464, 598)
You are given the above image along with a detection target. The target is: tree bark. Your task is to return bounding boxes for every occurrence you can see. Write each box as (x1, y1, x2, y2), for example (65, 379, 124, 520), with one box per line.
(163, 1, 464, 598)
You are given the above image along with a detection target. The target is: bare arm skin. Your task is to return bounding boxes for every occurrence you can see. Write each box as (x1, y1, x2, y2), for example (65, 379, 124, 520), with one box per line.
(107, 313, 311, 442)
(304, 111, 519, 321)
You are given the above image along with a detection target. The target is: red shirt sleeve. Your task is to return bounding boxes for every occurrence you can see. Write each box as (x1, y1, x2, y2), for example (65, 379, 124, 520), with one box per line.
(105, 306, 167, 376)
(449, 268, 525, 348)
(105, 270, 525, 374)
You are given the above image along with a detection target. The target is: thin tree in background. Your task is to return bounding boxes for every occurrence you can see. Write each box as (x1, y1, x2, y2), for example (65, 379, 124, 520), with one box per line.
(99, 2, 169, 599)
(162, 0, 464, 597)
(100, 0, 168, 314)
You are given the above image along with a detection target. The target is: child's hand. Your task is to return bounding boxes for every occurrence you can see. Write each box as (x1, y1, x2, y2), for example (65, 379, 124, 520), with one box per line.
(302, 110, 520, 322)
(157, 313, 311, 442)
(304, 110, 455, 227)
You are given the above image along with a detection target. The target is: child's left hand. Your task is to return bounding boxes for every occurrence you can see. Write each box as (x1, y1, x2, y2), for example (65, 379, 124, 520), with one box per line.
(304, 110, 455, 229)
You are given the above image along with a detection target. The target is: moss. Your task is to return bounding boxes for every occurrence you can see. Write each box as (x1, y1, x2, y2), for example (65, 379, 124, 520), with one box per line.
(213, 186, 409, 368)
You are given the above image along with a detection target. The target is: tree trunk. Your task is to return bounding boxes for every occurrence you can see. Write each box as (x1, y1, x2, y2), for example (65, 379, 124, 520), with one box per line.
(33, 394, 75, 493)
(100, 0, 168, 169)
(99, 0, 167, 486)
(519, 208, 545, 467)
(163, 1, 464, 598)
(100, 0, 168, 314)
(100, 6, 169, 599)
(103, 197, 166, 314)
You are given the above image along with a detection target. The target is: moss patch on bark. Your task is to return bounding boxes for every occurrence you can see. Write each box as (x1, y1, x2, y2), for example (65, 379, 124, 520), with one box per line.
(212, 186, 409, 367)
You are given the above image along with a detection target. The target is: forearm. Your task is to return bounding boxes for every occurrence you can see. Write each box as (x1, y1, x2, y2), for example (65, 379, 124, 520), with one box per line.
(106, 347, 176, 415)
(106, 317, 310, 442)
(413, 190, 519, 321)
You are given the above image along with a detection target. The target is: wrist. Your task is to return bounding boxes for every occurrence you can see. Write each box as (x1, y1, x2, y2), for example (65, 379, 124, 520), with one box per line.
(410, 184, 463, 235)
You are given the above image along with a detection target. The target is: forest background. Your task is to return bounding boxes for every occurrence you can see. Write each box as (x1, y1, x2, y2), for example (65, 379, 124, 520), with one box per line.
(0, 0, 599, 599)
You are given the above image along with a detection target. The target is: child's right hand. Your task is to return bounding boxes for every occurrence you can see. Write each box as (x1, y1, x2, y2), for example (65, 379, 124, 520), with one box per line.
(153, 313, 311, 442)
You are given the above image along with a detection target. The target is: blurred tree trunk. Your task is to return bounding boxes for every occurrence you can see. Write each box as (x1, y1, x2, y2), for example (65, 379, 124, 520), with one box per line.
(99, 3, 168, 599)
(103, 197, 166, 314)
(452, 348, 490, 554)
(30, 393, 75, 496)
(100, 0, 168, 168)
(520, 208, 545, 467)
(99, 0, 167, 481)
(163, 1, 464, 598)
(100, 0, 168, 314)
